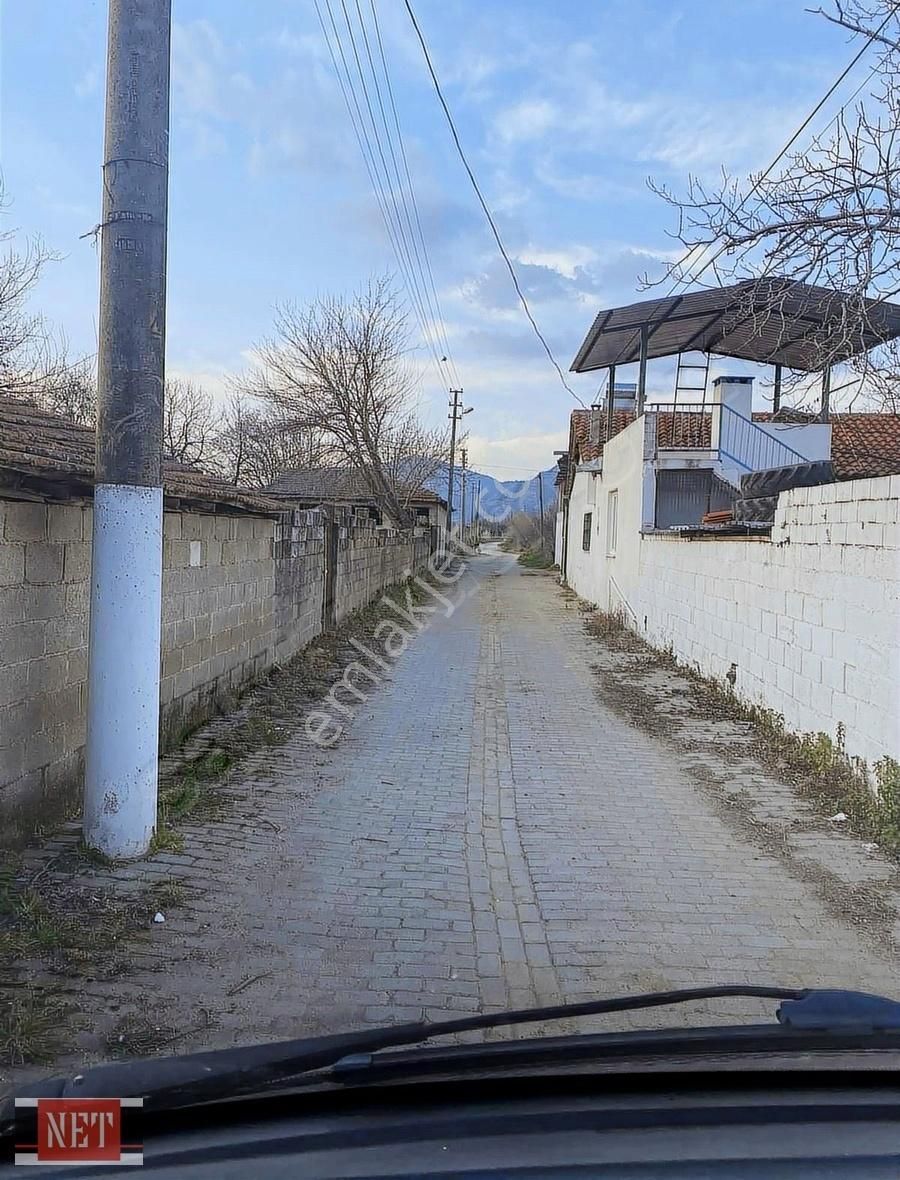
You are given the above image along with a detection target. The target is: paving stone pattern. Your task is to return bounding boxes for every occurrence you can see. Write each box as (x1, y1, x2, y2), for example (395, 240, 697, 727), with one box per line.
(14, 545, 900, 1074)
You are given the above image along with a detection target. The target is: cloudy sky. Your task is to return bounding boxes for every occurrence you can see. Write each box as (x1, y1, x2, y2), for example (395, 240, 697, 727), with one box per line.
(0, 0, 866, 477)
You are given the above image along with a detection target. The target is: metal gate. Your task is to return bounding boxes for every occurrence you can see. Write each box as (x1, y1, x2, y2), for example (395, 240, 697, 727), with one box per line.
(655, 468, 728, 529)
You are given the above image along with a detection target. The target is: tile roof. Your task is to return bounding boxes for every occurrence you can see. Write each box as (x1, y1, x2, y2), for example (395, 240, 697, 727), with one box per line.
(569, 407, 636, 463)
(567, 405, 900, 484)
(568, 406, 712, 462)
(826, 414, 900, 480)
(263, 466, 444, 505)
(753, 411, 900, 480)
(0, 396, 284, 514)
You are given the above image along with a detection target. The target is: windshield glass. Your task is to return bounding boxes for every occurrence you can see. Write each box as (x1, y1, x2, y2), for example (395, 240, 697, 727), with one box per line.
(2, 0, 900, 1109)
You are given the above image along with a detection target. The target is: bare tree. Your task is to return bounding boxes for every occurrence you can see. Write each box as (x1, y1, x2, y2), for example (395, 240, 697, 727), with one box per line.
(163, 378, 219, 467)
(32, 354, 97, 424)
(0, 189, 79, 401)
(246, 278, 448, 524)
(380, 414, 449, 507)
(504, 511, 541, 550)
(213, 392, 332, 487)
(647, 1, 900, 408)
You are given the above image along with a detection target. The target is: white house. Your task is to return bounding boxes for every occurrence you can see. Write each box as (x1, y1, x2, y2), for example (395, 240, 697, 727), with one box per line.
(556, 280, 900, 772)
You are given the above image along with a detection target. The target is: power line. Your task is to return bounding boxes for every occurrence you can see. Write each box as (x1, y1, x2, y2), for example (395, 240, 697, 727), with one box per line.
(339, 0, 445, 375)
(333, 0, 446, 376)
(352, 0, 449, 367)
(367, 0, 461, 390)
(402, 0, 586, 409)
(315, 0, 450, 391)
(668, 8, 894, 295)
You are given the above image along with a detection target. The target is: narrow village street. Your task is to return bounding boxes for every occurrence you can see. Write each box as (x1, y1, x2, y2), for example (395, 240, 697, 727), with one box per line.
(11, 540, 898, 1083)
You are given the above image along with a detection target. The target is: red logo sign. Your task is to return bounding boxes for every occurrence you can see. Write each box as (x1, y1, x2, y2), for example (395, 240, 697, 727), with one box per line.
(15, 1097, 143, 1166)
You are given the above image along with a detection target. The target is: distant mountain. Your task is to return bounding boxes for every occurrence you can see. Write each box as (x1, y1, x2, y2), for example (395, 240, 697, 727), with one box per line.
(423, 463, 557, 524)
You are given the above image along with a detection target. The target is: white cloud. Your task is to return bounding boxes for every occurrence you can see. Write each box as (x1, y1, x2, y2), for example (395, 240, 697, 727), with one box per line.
(516, 244, 598, 279)
(171, 18, 351, 174)
(493, 99, 558, 144)
(466, 431, 567, 480)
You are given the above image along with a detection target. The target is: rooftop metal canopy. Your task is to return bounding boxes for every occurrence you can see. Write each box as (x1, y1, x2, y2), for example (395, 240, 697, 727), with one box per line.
(571, 278, 900, 374)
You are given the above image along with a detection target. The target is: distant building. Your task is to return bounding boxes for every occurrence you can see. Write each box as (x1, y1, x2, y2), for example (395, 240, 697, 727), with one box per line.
(263, 466, 448, 533)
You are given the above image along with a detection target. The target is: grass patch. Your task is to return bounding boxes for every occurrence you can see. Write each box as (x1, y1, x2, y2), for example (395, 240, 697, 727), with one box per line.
(0, 867, 186, 1065)
(0, 989, 69, 1066)
(585, 605, 900, 856)
(155, 746, 233, 838)
(148, 824, 184, 855)
(517, 546, 554, 569)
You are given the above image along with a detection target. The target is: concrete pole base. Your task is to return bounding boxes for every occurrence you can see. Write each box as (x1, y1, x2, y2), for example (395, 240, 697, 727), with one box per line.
(83, 484, 163, 859)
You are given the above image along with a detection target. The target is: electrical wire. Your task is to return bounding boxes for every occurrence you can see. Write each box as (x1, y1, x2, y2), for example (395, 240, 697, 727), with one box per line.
(402, 0, 586, 409)
(316, 0, 452, 393)
(367, 0, 462, 391)
(607, 10, 894, 374)
(668, 8, 895, 295)
(339, 0, 446, 376)
(334, 0, 446, 377)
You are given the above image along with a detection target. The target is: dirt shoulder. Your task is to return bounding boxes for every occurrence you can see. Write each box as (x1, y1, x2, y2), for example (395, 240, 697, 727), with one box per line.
(573, 586, 900, 958)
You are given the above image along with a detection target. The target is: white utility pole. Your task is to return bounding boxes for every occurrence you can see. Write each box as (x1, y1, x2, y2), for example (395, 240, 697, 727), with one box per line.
(83, 0, 172, 858)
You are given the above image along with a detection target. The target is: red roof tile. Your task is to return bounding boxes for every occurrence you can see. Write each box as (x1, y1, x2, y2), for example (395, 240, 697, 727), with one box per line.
(753, 410, 900, 479)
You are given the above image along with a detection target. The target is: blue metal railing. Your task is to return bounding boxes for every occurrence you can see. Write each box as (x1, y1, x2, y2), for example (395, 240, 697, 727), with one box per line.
(719, 404, 809, 473)
(649, 403, 810, 473)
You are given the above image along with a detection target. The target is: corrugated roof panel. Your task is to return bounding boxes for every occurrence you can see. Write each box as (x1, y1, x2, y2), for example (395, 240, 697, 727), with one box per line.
(572, 279, 900, 372)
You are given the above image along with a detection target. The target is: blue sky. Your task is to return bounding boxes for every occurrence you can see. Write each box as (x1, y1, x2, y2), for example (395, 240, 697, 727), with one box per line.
(0, 0, 868, 476)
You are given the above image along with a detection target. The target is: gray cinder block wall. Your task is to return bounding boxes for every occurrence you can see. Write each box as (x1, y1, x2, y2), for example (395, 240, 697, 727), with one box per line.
(334, 519, 433, 625)
(1, 501, 432, 848)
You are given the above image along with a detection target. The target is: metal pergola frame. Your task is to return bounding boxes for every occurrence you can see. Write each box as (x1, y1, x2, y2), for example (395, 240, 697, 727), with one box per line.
(572, 278, 900, 422)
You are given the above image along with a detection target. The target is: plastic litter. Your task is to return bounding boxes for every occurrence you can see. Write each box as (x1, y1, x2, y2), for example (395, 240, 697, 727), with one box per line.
(153, 911, 166, 923)
(828, 812, 848, 822)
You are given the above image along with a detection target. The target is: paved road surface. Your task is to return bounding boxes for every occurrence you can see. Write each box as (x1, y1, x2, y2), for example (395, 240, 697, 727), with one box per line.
(33, 543, 900, 1063)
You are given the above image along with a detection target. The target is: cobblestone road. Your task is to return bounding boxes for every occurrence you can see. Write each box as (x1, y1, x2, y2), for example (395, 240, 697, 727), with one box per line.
(19, 544, 900, 1071)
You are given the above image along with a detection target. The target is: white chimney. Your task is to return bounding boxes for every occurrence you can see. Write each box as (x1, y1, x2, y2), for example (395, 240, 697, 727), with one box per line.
(711, 376, 754, 473)
(712, 375, 753, 420)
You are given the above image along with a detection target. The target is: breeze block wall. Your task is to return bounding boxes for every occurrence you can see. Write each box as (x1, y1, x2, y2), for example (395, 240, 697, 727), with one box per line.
(0, 501, 92, 850)
(333, 518, 433, 625)
(1, 500, 434, 848)
(637, 475, 900, 772)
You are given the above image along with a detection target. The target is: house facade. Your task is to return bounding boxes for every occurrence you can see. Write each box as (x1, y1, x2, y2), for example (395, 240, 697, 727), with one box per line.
(556, 281, 900, 774)
(264, 466, 448, 535)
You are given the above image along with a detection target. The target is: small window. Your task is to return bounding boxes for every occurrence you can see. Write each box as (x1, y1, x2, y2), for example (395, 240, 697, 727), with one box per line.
(582, 512, 592, 551)
(607, 490, 618, 556)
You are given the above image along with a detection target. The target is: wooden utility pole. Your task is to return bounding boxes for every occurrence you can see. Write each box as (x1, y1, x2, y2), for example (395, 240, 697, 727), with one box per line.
(84, 0, 171, 858)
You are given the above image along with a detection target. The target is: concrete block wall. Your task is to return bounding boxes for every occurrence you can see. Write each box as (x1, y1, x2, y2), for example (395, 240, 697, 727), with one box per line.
(334, 522, 432, 625)
(2, 498, 434, 846)
(159, 511, 278, 745)
(0, 501, 92, 846)
(637, 475, 900, 771)
(273, 509, 326, 665)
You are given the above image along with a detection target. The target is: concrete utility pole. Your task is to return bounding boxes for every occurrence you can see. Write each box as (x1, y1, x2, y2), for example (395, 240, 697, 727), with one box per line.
(447, 389, 461, 534)
(537, 469, 545, 554)
(446, 390, 472, 536)
(460, 447, 468, 542)
(84, 0, 172, 858)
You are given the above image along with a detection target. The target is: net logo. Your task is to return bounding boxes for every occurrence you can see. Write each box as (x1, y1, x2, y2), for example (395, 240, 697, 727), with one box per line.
(14, 1097, 143, 1166)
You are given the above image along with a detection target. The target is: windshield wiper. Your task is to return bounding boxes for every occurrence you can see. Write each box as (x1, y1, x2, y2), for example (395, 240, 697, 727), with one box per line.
(4, 985, 900, 1126)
